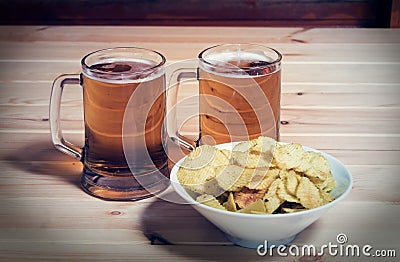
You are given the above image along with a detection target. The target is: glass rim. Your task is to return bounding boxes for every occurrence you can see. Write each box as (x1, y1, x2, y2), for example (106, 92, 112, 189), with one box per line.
(198, 43, 282, 70)
(81, 47, 166, 77)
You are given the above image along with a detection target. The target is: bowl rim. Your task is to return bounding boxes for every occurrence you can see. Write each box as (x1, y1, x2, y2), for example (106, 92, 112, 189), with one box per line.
(170, 141, 353, 218)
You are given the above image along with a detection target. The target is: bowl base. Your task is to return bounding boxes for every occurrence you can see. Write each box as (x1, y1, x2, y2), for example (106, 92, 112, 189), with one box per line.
(225, 234, 297, 249)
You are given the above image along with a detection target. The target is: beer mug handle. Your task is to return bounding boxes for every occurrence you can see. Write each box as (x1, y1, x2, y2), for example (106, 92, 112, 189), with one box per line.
(49, 74, 83, 160)
(167, 64, 199, 152)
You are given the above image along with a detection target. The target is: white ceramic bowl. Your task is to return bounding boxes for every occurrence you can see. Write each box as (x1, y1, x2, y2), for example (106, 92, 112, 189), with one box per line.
(170, 142, 353, 249)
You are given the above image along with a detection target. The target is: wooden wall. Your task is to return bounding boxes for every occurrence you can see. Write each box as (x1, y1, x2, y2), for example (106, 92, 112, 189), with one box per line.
(0, 0, 396, 28)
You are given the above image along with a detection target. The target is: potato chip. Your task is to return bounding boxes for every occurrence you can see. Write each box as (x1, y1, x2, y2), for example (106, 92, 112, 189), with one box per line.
(320, 189, 335, 205)
(263, 178, 284, 213)
(222, 192, 237, 212)
(306, 151, 331, 176)
(232, 138, 273, 167)
(263, 177, 280, 199)
(283, 170, 299, 196)
(177, 165, 221, 194)
(202, 179, 225, 196)
(181, 145, 217, 169)
(231, 150, 271, 168)
(232, 141, 252, 152)
(265, 195, 284, 214)
(196, 194, 214, 202)
(273, 143, 308, 170)
(220, 149, 232, 160)
(238, 199, 266, 214)
(210, 149, 231, 168)
(282, 207, 307, 213)
(321, 176, 336, 192)
(277, 179, 300, 203)
(217, 165, 270, 192)
(309, 177, 326, 190)
(247, 168, 280, 190)
(177, 165, 215, 185)
(297, 176, 323, 209)
(294, 160, 312, 174)
(252, 136, 276, 156)
(299, 152, 331, 184)
(196, 194, 226, 210)
(241, 168, 267, 186)
(309, 174, 336, 193)
(215, 165, 246, 191)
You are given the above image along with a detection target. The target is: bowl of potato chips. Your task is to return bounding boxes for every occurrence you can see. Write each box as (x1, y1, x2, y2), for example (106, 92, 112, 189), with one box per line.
(170, 136, 352, 248)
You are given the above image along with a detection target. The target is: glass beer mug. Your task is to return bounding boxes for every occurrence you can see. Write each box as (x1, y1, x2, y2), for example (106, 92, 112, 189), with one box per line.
(50, 47, 169, 201)
(168, 44, 281, 148)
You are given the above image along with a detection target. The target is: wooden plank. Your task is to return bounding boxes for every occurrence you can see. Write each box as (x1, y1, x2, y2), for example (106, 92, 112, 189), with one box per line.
(0, 61, 81, 82)
(0, 193, 208, 230)
(1, 61, 399, 84)
(0, 242, 284, 262)
(298, 149, 400, 166)
(1, 107, 400, 140)
(1, 42, 400, 63)
(0, 133, 84, 162)
(280, 120, 400, 135)
(348, 165, 400, 202)
(0, 26, 300, 44)
(1, 132, 399, 165)
(2, 81, 399, 107)
(3, 82, 400, 109)
(292, 28, 400, 44)
(0, 82, 81, 106)
(0, 82, 400, 110)
(281, 107, 400, 124)
(0, 205, 398, 248)
(0, 161, 398, 203)
(1, 26, 400, 44)
(282, 86, 400, 108)
(2, 103, 399, 129)
(280, 134, 400, 150)
(1, 132, 400, 164)
(282, 82, 400, 95)
(1, 201, 399, 251)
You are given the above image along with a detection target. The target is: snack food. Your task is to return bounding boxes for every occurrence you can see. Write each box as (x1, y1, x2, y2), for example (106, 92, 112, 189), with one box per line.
(176, 136, 336, 214)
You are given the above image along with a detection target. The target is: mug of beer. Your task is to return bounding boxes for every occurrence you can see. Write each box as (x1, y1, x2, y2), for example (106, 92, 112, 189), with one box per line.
(168, 43, 282, 150)
(198, 44, 282, 144)
(50, 47, 169, 201)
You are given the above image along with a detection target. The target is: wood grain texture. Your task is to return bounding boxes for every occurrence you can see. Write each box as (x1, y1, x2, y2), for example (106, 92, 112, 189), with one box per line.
(0, 26, 399, 261)
(2, 41, 400, 62)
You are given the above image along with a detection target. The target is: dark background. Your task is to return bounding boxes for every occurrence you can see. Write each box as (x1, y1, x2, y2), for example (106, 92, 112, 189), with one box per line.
(0, 0, 398, 28)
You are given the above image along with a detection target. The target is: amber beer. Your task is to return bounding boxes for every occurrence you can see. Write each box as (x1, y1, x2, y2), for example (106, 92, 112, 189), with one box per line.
(81, 59, 169, 199)
(82, 60, 167, 175)
(198, 44, 282, 145)
(50, 47, 170, 200)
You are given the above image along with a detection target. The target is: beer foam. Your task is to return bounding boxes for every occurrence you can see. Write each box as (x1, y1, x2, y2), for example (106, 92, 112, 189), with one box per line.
(200, 51, 277, 78)
(83, 58, 164, 84)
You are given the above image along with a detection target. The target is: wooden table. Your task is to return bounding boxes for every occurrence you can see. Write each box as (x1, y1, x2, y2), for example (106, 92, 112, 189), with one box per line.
(0, 26, 399, 261)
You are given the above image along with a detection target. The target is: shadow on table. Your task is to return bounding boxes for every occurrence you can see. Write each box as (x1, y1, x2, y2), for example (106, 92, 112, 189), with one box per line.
(140, 191, 273, 261)
(4, 139, 82, 188)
